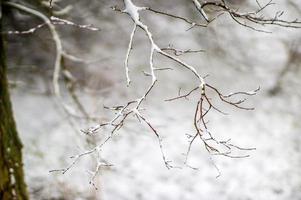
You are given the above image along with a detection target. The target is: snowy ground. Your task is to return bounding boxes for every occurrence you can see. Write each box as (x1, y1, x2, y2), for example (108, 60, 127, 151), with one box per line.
(7, 0, 301, 199)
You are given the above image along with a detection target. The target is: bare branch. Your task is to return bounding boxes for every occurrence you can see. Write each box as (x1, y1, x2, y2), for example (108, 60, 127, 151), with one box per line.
(199, 0, 301, 31)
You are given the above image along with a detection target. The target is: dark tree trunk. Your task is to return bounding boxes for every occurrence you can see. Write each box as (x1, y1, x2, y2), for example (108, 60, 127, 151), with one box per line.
(0, 2, 29, 199)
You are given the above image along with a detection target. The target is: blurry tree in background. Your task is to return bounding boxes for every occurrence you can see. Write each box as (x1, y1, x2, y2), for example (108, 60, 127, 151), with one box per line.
(0, 0, 300, 198)
(1, 0, 50, 198)
(1, 17, 28, 200)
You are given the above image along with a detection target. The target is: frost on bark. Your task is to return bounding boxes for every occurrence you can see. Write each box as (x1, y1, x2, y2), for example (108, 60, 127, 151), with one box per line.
(0, 9, 29, 200)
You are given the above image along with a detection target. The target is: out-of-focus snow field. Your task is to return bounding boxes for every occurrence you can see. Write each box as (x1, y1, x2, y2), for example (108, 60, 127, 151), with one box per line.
(7, 0, 301, 199)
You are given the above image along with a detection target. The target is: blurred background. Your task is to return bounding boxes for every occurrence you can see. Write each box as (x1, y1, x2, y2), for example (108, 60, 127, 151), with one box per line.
(3, 0, 301, 199)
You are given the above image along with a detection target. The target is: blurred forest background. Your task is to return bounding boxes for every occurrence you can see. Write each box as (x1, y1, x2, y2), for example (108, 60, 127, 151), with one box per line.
(2, 0, 301, 199)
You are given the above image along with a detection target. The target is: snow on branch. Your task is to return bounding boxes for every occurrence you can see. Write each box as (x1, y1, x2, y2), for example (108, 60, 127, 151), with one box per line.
(50, 0, 264, 179)
(2, 16, 99, 35)
(9, 0, 301, 187)
(198, 0, 301, 32)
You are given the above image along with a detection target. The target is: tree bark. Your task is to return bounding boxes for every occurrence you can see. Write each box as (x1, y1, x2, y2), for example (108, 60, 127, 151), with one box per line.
(0, 3, 29, 199)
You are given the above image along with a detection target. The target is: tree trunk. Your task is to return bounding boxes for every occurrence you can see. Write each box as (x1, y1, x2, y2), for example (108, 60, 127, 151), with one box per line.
(0, 6, 29, 200)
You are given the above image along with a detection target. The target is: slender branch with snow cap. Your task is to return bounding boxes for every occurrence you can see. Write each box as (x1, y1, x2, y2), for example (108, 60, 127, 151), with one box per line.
(192, 0, 210, 22)
(119, 0, 206, 88)
(124, 24, 137, 85)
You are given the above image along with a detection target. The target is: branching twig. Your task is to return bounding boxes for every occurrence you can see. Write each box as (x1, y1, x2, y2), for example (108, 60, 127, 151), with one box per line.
(51, 0, 263, 179)
(166, 83, 259, 167)
(40, 0, 301, 185)
(199, 0, 301, 31)
(161, 45, 205, 56)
